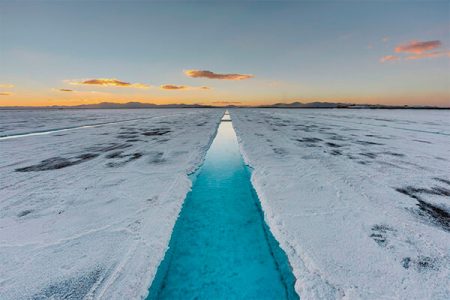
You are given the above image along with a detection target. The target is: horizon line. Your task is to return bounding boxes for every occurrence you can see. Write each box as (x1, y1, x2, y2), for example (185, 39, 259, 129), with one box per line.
(1, 101, 449, 109)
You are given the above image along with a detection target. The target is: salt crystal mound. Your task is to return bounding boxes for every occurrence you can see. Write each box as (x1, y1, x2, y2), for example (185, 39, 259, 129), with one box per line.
(0, 109, 223, 299)
(231, 108, 450, 299)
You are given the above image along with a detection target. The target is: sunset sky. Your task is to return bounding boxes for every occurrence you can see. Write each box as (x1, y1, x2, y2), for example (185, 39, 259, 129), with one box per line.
(0, 0, 449, 107)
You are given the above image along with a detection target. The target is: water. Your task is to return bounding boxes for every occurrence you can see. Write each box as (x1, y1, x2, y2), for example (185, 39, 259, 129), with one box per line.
(147, 113, 298, 299)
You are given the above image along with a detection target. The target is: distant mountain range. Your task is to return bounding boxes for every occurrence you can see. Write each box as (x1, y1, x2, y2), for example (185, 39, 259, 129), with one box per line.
(0, 102, 214, 109)
(1, 101, 448, 109)
(69, 102, 213, 109)
(262, 101, 347, 108)
(259, 101, 448, 109)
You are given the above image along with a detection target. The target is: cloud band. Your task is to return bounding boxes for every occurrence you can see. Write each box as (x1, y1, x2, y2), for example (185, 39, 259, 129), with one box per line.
(184, 70, 254, 80)
(160, 84, 210, 90)
(68, 78, 149, 89)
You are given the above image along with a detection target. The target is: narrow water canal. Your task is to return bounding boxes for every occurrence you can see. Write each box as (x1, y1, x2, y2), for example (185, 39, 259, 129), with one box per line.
(147, 112, 298, 299)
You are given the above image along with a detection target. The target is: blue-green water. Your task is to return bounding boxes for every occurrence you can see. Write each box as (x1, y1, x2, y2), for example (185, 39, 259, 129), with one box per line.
(147, 115, 298, 299)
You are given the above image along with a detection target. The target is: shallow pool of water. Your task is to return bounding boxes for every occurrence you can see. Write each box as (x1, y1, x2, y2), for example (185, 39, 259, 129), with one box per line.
(147, 114, 298, 299)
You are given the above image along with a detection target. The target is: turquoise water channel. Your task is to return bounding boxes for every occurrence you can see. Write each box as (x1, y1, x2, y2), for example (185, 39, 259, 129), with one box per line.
(147, 113, 298, 299)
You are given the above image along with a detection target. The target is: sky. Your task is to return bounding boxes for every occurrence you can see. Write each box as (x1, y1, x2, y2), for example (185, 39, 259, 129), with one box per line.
(0, 0, 449, 107)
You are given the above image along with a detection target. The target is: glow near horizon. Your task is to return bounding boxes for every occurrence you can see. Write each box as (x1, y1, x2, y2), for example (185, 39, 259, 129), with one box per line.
(0, 1, 449, 107)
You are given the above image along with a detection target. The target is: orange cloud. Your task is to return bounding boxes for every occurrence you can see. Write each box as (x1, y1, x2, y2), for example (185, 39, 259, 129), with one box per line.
(161, 84, 186, 90)
(395, 40, 442, 54)
(0, 84, 14, 88)
(405, 50, 450, 60)
(0, 92, 12, 96)
(381, 40, 449, 62)
(380, 55, 400, 63)
(160, 84, 210, 90)
(59, 89, 74, 92)
(184, 70, 254, 80)
(68, 78, 149, 89)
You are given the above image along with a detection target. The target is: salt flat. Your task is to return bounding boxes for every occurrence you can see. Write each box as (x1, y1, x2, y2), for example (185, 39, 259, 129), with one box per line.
(0, 109, 223, 299)
(231, 109, 450, 299)
(1, 108, 449, 299)
(0, 109, 182, 138)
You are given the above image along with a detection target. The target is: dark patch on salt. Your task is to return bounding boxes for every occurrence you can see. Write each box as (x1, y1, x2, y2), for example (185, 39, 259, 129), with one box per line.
(396, 187, 420, 200)
(296, 137, 322, 143)
(434, 177, 450, 186)
(415, 256, 438, 272)
(129, 153, 143, 160)
(415, 200, 450, 232)
(396, 186, 450, 198)
(16, 153, 99, 172)
(370, 224, 395, 247)
(360, 152, 377, 159)
(304, 143, 320, 148)
(402, 256, 439, 272)
(273, 147, 288, 156)
(32, 268, 103, 300)
(116, 134, 139, 139)
(355, 140, 384, 146)
(17, 209, 33, 217)
(397, 186, 450, 231)
(330, 149, 342, 156)
(106, 151, 123, 159)
(413, 139, 432, 144)
(86, 143, 132, 153)
(402, 257, 411, 269)
(325, 142, 343, 148)
(383, 151, 405, 157)
(142, 128, 171, 136)
(106, 152, 143, 167)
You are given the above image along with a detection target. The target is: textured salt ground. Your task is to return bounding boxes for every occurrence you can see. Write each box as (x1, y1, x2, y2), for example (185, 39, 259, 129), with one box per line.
(2, 108, 449, 299)
(231, 109, 450, 299)
(0, 109, 223, 299)
(0, 109, 182, 137)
